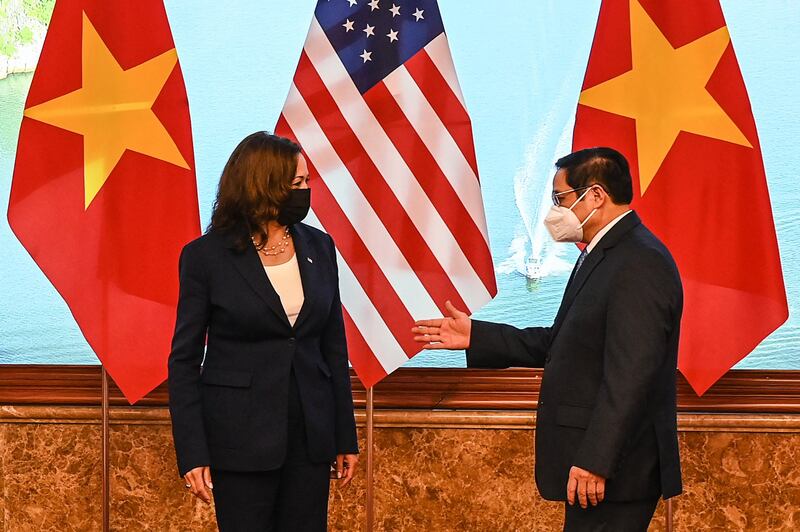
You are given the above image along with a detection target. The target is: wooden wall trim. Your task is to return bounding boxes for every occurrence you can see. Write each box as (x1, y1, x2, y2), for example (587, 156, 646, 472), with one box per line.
(1, 365, 800, 413)
(3, 405, 800, 433)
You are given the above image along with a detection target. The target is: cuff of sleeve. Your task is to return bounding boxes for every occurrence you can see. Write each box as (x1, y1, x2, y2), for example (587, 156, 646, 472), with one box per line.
(337, 448, 360, 455)
(177, 447, 211, 478)
(572, 448, 615, 480)
(336, 430, 359, 455)
(466, 320, 501, 368)
(178, 458, 211, 478)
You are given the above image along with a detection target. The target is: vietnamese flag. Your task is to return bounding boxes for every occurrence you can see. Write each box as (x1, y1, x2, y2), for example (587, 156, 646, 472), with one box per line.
(573, 0, 788, 395)
(7, 0, 200, 403)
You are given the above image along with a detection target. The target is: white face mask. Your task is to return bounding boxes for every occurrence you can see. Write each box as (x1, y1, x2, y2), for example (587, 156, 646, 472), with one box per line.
(544, 187, 598, 243)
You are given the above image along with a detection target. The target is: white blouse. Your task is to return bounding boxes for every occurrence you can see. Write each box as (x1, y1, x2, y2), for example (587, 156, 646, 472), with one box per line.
(264, 254, 305, 326)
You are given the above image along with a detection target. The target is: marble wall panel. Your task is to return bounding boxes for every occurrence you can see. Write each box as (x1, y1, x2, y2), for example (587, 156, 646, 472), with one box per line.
(370, 427, 560, 531)
(0, 422, 102, 531)
(109, 423, 216, 531)
(670, 432, 800, 531)
(1, 410, 800, 531)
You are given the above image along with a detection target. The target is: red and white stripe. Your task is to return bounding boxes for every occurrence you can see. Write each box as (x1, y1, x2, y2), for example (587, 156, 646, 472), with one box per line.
(276, 17, 497, 387)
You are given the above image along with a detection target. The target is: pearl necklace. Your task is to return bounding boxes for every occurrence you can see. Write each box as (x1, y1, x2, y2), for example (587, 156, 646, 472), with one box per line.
(252, 227, 291, 256)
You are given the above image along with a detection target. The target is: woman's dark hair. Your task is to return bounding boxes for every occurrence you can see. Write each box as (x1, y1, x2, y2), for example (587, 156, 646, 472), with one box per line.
(555, 147, 633, 205)
(208, 132, 302, 251)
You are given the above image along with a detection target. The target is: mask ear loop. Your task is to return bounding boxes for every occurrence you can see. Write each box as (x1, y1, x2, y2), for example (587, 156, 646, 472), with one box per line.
(578, 208, 598, 228)
(567, 186, 595, 210)
(568, 186, 600, 228)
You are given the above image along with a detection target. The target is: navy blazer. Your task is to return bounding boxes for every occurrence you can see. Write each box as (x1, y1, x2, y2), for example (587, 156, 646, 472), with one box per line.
(467, 212, 683, 502)
(168, 223, 358, 477)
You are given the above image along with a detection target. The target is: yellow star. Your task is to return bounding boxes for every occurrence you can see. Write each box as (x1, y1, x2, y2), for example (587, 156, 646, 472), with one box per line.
(578, 0, 751, 195)
(24, 12, 189, 209)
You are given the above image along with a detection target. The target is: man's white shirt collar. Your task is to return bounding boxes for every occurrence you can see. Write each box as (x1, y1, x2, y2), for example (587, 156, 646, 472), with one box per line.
(586, 210, 633, 254)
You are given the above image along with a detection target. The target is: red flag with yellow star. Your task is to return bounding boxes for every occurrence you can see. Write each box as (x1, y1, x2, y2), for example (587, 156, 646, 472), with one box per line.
(574, 0, 788, 395)
(7, 0, 200, 403)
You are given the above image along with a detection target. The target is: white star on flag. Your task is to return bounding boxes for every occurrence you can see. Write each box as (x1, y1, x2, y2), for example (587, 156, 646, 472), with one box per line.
(413, 8, 424, 21)
(359, 49, 372, 62)
(363, 24, 375, 37)
(390, 4, 401, 17)
(347, 0, 357, 6)
(342, 19, 355, 32)
(387, 29, 399, 42)
(368, 0, 380, 11)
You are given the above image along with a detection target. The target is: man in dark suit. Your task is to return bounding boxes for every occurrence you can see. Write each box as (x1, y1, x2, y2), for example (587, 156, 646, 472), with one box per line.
(413, 147, 683, 531)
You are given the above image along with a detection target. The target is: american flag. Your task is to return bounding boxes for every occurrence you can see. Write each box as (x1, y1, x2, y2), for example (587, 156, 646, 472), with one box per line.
(275, 0, 496, 387)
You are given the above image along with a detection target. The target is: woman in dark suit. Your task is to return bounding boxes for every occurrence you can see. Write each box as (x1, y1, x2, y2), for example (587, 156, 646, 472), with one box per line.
(168, 132, 358, 531)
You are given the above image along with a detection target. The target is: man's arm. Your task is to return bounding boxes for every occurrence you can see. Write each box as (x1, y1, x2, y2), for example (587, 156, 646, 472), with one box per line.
(572, 250, 680, 478)
(412, 302, 552, 368)
(467, 321, 552, 369)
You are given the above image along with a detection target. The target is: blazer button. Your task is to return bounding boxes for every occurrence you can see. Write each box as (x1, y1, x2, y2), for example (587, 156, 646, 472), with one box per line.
(288, 337, 296, 344)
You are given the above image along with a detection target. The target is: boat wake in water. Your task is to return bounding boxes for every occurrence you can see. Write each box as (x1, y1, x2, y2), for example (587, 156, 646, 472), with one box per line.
(498, 109, 577, 283)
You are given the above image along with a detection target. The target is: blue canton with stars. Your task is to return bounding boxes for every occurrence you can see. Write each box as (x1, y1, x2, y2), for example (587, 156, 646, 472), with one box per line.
(315, 0, 445, 94)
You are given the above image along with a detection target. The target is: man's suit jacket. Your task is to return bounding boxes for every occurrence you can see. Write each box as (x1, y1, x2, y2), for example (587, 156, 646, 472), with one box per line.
(168, 223, 358, 477)
(467, 212, 682, 501)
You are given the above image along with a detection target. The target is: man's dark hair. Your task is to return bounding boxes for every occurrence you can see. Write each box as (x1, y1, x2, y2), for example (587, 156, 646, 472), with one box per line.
(555, 147, 633, 205)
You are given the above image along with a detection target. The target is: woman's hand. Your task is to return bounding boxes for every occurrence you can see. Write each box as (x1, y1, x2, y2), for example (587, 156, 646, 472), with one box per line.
(334, 454, 359, 487)
(411, 300, 472, 350)
(183, 466, 213, 504)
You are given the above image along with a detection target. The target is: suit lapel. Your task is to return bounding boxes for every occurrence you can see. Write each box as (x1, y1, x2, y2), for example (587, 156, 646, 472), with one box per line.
(289, 224, 317, 331)
(226, 230, 292, 329)
(550, 212, 642, 339)
(551, 247, 606, 337)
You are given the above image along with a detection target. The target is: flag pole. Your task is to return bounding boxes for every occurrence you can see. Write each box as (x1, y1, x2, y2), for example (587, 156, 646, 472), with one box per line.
(666, 498, 674, 531)
(366, 385, 375, 532)
(101, 365, 110, 532)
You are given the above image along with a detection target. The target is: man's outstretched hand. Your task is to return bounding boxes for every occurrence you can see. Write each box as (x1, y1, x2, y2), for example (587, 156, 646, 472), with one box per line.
(411, 300, 472, 350)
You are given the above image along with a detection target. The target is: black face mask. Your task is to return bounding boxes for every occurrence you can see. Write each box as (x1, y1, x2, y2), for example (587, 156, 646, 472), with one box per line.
(277, 188, 311, 226)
